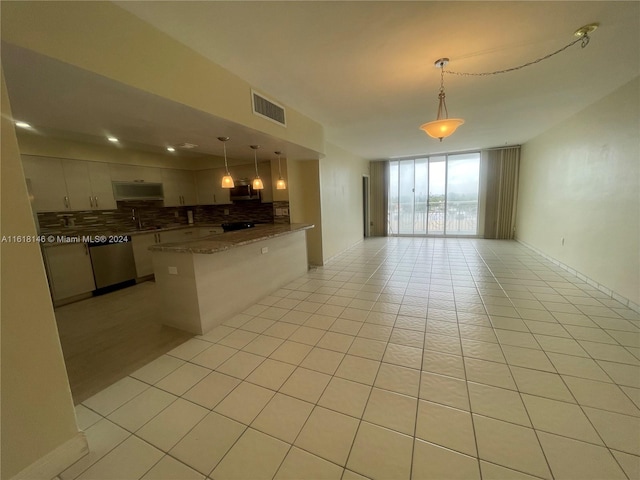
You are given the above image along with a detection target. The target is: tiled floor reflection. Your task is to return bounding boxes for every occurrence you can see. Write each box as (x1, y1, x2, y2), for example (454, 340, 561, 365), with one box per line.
(63, 238, 640, 479)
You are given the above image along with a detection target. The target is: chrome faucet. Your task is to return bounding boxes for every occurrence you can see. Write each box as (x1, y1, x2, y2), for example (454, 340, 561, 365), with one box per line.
(132, 208, 142, 230)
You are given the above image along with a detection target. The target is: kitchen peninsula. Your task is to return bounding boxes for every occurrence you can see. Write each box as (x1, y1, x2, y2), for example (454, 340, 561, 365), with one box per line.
(150, 223, 314, 334)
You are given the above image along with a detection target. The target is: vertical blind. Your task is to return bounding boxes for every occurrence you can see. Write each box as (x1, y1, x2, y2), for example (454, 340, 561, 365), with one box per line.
(369, 161, 388, 236)
(483, 146, 520, 239)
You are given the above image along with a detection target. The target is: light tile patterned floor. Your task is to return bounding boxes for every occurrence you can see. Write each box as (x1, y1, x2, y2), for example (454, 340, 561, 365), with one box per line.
(62, 238, 640, 480)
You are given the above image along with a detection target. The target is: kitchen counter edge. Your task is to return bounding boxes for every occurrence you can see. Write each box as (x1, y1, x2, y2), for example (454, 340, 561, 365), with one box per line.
(148, 223, 314, 254)
(40, 224, 223, 248)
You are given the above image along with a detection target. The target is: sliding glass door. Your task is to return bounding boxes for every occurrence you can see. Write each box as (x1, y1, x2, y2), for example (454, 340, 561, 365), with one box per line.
(388, 152, 480, 236)
(446, 153, 480, 235)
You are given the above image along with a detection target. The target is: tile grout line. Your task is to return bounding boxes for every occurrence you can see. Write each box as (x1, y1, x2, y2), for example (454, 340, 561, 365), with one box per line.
(473, 240, 557, 480)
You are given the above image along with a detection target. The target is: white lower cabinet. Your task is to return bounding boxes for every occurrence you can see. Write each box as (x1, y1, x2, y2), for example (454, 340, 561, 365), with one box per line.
(198, 226, 224, 236)
(43, 243, 96, 302)
(161, 228, 198, 243)
(132, 228, 204, 277)
(131, 232, 160, 278)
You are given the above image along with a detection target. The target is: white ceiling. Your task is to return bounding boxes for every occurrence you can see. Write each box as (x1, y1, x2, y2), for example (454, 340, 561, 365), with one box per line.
(3, 1, 639, 162)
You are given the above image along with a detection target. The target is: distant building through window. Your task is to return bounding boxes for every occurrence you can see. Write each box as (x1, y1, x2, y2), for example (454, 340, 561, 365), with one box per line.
(388, 152, 480, 236)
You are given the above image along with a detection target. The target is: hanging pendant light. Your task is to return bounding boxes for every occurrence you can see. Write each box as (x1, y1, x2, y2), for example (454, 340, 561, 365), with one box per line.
(218, 136, 234, 188)
(420, 58, 464, 142)
(250, 145, 264, 190)
(275, 151, 286, 190)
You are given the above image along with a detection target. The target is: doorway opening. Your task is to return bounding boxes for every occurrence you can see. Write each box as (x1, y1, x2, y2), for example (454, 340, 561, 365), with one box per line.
(362, 174, 370, 238)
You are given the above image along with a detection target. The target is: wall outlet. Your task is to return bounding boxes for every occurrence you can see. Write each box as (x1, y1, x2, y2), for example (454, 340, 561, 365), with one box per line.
(168, 266, 178, 275)
(261, 247, 269, 254)
(224, 209, 230, 215)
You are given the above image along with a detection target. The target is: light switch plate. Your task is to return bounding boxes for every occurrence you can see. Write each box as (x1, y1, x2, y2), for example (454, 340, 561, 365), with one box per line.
(168, 266, 178, 275)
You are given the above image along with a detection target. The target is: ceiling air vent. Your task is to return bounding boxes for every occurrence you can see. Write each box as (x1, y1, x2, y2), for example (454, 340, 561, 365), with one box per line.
(252, 89, 286, 127)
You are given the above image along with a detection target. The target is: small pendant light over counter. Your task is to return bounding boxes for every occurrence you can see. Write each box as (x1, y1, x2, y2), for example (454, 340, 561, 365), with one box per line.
(275, 151, 286, 190)
(250, 145, 264, 190)
(218, 136, 234, 188)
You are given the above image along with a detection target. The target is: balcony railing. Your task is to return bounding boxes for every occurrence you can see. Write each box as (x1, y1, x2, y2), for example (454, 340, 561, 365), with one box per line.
(389, 200, 478, 235)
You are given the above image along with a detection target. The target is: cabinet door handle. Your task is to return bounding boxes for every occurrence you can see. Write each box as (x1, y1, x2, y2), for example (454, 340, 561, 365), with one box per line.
(64, 196, 69, 208)
(89, 196, 94, 207)
(213, 194, 216, 203)
(94, 196, 99, 207)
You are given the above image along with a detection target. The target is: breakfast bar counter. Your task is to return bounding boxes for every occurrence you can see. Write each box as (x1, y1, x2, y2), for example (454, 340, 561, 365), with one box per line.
(148, 223, 314, 254)
(150, 223, 314, 334)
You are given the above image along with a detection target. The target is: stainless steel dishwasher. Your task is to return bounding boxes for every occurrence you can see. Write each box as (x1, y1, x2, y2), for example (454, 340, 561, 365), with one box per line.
(88, 236, 137, 292)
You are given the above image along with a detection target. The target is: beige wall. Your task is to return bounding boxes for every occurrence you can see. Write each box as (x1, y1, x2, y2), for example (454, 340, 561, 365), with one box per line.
(1, 73, 82, 479)
(319, 143, 370, 261)
(288, 159, 323, 265)
(517, 77, 639, 306)
(1, 1, 324, 156)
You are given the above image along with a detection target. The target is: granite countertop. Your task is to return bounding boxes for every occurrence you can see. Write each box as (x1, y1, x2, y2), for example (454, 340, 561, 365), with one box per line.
(125, 223, 222, 236)
(148, 223, 314, 254)
(40, 223, 223, 247)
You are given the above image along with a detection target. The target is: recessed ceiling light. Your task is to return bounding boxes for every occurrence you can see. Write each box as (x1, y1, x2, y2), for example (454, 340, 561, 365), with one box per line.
(107, 136, 119, 143)
(15, 121, 31, 128)
(166, 146, 176, 152)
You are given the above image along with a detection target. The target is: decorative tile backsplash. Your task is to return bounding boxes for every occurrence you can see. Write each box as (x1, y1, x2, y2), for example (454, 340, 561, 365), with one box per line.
(36, 200, 289, 236)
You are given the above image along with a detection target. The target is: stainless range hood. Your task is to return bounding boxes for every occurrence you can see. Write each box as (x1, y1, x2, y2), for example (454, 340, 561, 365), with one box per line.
(112, 181, 164, 201)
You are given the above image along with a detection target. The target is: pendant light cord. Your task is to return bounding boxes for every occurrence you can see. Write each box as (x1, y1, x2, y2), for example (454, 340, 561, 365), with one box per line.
(254, 149, 260, 177)
(444, 33, 591, 77)
(223, 142, 230, 174)
(436, 67, 449, 120)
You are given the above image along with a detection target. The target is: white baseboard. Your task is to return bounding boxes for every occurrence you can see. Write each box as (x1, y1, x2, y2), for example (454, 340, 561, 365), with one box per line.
(516, 239, 640, 314)
(10, 431, 88, 480)
(321, 238, 365, 266)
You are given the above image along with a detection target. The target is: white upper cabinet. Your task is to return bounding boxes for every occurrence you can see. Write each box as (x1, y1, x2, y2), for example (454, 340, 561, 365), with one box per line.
(195, 167, 231, 205)
(87, 161, 117, 210)
(61, 160, 94, 211)
(22, 155, 68, 212)
(21, 155, 116, 212)
(161, 169, 198, 207)
(109, 164, 162, 183)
